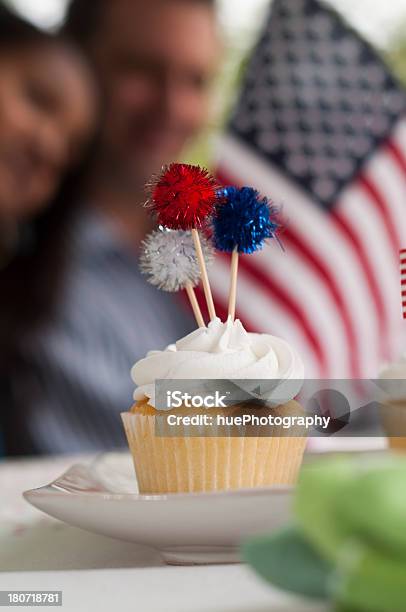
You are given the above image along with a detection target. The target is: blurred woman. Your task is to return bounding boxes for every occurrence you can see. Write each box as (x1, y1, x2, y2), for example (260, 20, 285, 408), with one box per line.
(1, 1, 198, 458)
(0, 5, 97, 453)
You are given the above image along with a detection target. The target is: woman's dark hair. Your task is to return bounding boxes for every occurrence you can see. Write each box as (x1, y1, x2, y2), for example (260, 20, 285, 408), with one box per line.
(62, 0, 107, 47)
(0, 4, 94, 367)
(0, 167, 90, 366)
(0, 2, 53, 48)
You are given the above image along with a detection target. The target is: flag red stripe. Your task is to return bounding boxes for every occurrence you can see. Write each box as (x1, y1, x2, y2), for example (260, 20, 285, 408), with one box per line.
(230, 252, 329, 374)
(401, 233, 406, 320)
(281, 226, 360, 377)
(357, 175, 400, 259)
(385, 139, 406, 178)
(331, 207, 389, 359)
(384, 140, 406, 314)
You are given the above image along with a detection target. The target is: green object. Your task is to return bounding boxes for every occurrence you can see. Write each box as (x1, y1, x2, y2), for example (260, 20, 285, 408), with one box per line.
(332, 542, 406, 612)
(336, 463, 406, 559)
(296, 455, 406, 562)
(295, 456, 356, 561)
(242, 526, 332, 600)
(244, 454, 406, 612)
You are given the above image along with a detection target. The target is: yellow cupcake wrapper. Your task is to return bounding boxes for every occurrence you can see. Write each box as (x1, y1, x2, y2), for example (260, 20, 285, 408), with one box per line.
(121, 412, 307, 494)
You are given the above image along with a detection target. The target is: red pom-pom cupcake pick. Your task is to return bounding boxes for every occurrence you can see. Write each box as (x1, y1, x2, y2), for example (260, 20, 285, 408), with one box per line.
(148, 163, 218, 230)
(146, 163, 218, 320)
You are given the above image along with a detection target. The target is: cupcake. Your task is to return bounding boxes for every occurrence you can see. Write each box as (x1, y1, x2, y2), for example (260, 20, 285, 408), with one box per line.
(121, 317, 306, 494)
(380, 355, 406, 451)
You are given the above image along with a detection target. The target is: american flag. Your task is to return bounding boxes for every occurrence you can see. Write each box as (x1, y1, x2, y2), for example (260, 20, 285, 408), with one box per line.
(201, 0, 406, 378)
(401, 250, 406, 319)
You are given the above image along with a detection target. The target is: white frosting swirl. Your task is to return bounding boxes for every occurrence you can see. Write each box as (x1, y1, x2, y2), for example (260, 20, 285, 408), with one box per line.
(131, 317, 304, 407)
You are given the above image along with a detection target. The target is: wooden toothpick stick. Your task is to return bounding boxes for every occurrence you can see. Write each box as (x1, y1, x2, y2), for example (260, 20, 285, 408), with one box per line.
(185, 283, 205, 327)
(228, 247, 239, 321)
(192, 228, 216, 321)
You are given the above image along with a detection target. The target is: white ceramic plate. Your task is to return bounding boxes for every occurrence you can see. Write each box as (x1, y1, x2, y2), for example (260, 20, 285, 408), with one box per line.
(23, 451, 293, 565)
(23, 443, 387, 565)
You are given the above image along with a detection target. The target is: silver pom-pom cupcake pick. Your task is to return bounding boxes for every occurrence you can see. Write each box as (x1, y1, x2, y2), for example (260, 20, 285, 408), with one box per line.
(140, 229, 214, 327)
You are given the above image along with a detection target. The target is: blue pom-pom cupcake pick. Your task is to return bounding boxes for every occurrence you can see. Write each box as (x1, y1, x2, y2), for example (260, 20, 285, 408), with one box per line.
(213, 186, 282, 321)
(213, 186, 280, 254)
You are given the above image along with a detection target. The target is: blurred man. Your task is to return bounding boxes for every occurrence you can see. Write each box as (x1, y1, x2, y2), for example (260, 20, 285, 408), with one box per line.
(4, 0, 221, 455)
(64, 0, 220, 243)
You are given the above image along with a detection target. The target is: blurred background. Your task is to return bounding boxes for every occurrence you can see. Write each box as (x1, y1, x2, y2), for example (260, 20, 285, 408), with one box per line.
(4, 0, 406, 165)
(1, 0, 406, 458)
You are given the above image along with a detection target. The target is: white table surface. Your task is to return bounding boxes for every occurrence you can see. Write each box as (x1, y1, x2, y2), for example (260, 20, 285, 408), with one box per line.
(0, 566, 328, 612)
(3, 448, 381, 612)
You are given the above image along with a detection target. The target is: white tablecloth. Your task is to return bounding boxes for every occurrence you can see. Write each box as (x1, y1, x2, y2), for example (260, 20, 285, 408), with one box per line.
(0, 453, 330, 612)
